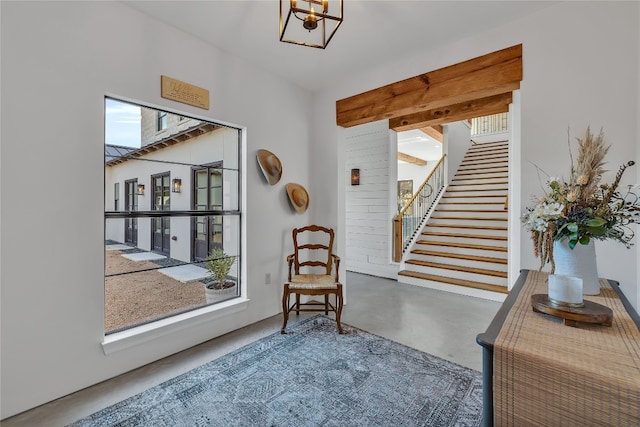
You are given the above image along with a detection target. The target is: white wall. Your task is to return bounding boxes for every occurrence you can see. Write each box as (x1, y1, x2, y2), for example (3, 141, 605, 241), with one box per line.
(344, 121, 398, 279)
(0, 1, 314, 418)
(312, 1, 639, 307)
(444, 121, 473, 183)
(397, 160, 439, 197)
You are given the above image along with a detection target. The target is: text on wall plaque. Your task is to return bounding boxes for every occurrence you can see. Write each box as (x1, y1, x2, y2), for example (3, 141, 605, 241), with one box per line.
(161, 76, 210, 110)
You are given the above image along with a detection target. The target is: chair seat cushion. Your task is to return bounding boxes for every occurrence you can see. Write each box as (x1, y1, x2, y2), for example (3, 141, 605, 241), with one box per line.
(287, 274, 339, 289)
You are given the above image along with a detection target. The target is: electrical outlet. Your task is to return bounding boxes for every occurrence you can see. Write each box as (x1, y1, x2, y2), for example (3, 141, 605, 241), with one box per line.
(265, 273, 271, 284)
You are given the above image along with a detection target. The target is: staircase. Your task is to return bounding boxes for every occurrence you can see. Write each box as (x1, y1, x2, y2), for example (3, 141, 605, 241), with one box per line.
(398, 140, 509, 300)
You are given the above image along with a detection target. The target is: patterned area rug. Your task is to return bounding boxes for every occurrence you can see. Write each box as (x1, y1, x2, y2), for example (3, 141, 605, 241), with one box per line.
(69, 316, 482, 426)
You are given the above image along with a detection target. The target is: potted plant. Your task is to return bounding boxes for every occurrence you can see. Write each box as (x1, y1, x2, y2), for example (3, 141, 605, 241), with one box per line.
(521, 127, 640, 296)
(204, 248, 237, 304)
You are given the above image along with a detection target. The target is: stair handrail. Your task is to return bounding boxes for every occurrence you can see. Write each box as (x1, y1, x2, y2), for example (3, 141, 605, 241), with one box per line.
(393, 155, 446, 262)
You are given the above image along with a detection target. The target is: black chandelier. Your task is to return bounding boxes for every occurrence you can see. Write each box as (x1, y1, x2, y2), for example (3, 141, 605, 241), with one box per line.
(279, 0, 343, 49)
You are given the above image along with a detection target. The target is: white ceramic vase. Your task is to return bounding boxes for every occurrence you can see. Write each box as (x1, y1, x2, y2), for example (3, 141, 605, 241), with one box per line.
(553, 240, 600, 295)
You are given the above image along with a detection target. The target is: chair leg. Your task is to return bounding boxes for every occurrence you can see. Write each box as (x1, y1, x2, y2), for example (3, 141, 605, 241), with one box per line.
(281, 285, 290, 334)
(324, 294, 329, 315)
(335, 285, 344, 334)
(295, 294, 301, 316)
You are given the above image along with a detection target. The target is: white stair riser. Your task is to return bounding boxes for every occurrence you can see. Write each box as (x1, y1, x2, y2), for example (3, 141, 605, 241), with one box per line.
(455, 171, 508, 179)
(447, 181, 509, 188)
(428, 217, 507, 227)
(432, 210, 508, 219)
(409, 253, 508, 271)
(420, 234, 508, 247)
(414, 242, 507, 258)
(404, 264, 508, 286)
(437, 203, 507, 211)
(396, 276, 508, 302)
(451, 171, 509, 181)
(440, 196, 507, 204)
(423, 225, 507, 237)
(465, 149, 508, 155)
(460, 161, 508, 169)
(464, 152, 509, 160)
(460, 164, 508, 170)
(451, 180, 508, 187)
(443, 190, 507, 197)
(467, 148, 508, 155)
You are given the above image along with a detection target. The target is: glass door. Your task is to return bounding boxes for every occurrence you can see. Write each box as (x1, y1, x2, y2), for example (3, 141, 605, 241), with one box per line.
(193, 164, 223, 261)
(152, 173, 170, 255)
(124, 179, 138, 245)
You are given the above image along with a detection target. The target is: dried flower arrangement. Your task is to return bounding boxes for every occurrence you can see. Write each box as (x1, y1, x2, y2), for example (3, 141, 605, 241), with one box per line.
(521, 127, 640, 272)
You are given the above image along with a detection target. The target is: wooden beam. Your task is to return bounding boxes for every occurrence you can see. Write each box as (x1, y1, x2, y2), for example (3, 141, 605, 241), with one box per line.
(397, 152, 427, 166)
(420, 126, 443, 143)
(390, 92, 512, 132)
(336, 44, 522, 128)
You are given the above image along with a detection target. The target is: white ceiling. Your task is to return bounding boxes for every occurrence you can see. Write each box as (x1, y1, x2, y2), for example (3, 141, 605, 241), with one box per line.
(123, 1, 556, 92)
(397, 129, 442, 161)
(122, 1, 554, 163)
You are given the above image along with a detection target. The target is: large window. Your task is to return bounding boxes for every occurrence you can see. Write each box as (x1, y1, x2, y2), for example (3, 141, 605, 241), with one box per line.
(104, 97, 241, 335)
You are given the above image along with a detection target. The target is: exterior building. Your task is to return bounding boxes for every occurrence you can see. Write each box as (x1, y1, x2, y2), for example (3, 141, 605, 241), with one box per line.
(106, 106, 240, 264)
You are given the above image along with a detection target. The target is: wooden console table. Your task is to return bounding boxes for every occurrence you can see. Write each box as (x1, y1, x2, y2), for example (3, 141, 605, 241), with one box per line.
(476, 270, 640, 426)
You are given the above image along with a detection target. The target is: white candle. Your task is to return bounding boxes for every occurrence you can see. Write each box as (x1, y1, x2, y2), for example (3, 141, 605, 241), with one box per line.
(548, 274, 584, 307)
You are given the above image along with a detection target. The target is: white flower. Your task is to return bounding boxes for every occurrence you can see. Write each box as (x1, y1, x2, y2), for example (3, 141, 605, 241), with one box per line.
(540, 202, 564, 217)
(522, 202, 565, 232)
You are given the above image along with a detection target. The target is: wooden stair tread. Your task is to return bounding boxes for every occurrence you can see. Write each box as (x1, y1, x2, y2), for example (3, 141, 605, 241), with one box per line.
(445, 187, 508, 192)
(469, 141, 508, 147)
(439, 201, 506, 205)
(427, 223, 507, 231)
(449, 181, 509, 185)
(434, 209, 508, 213)
(411, 249, 508, 264)
(454, 171, 508, 176)
(405, 259, 507, 278)
(461, 157, 508, 163)
(398, 270, 509, 294)
(421, 231, 507, 241)
(467, 144, 509, 154)
(454, 166, 508, 176)
(430, 215, 507, 221)
(465, 151, 508, 158)
(441, 195, 507, 198)
(416, 239, 508, 252)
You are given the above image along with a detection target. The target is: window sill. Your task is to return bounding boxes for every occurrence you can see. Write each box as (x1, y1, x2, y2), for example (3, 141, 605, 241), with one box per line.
(101, 297, 250, 355)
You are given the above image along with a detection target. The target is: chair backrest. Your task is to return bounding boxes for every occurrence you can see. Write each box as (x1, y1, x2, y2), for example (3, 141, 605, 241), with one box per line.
(292, 225, 334, 276)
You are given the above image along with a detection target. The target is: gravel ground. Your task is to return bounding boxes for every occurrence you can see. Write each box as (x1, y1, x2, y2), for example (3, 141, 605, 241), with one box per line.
(105, 250, 207, 334)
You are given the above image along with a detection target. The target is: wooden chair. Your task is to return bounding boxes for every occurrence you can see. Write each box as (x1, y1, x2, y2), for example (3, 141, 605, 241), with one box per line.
(281, 225, 344, 334)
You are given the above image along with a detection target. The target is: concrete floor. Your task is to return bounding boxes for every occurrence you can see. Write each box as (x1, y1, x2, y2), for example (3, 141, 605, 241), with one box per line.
(2, 272, 502, 426)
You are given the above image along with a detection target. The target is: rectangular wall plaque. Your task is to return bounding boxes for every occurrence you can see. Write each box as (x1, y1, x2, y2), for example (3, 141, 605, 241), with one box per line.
(161, 75, 210, 110)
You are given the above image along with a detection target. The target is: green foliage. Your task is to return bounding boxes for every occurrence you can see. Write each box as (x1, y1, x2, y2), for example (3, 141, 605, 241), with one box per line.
(205, 248, 236, 289)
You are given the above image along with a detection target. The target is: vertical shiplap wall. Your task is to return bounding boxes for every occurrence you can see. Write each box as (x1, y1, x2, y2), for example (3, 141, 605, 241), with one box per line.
(344, 121, 398, 279)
